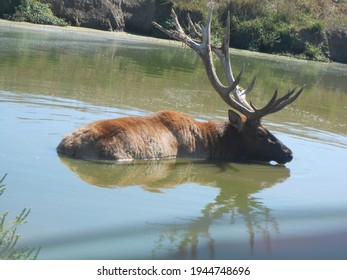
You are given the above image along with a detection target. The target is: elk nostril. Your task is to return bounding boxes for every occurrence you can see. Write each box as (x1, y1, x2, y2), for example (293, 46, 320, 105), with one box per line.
(283, 145, 292, 155)
(286, 148, 293, 162)
(287, 153, 293, 162)
(278, 146, 293, 164)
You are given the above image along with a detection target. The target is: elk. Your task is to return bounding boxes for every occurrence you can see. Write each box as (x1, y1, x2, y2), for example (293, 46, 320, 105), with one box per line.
(57, 3, 305, 164)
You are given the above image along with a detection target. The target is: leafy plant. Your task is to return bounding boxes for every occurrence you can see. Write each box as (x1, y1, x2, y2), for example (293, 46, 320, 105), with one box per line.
(0, 174, 40, 260)
(302, 42, 328, 61)
(7, 0, 68, 26)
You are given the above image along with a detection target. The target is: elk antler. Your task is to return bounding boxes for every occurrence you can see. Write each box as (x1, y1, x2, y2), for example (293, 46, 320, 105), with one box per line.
(152, 1, 305, 121)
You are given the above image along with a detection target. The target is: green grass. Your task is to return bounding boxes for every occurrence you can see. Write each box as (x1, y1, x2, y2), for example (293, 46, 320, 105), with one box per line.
(166, 0, 345, 61)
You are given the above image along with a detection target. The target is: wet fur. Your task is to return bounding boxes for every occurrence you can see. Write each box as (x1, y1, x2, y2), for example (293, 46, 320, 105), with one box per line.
(57, 110, 234, 161)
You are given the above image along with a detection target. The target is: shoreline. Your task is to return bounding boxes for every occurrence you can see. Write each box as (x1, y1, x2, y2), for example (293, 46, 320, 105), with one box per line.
(0, 19, 345, 66)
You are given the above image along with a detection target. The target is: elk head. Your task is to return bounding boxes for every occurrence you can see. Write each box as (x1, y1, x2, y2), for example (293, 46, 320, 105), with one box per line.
(153, 1, 305, 164)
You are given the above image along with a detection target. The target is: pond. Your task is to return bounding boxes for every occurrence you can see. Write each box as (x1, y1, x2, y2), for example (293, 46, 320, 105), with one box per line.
(0, 21, 347, 260)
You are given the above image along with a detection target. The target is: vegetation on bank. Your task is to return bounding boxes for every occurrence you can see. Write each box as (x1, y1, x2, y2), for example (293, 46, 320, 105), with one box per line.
(2, 0, 346, 62)
(170, 0, 346, 62)
(5, 0, 68, 26)
(0, 174, 40, 259)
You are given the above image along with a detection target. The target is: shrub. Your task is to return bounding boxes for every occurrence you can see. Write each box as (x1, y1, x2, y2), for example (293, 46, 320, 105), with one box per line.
(225, 0, 328, 61)
(7, 0, 68, 26)
(303, 42, 328, 61)
(0, 174, 40, 259)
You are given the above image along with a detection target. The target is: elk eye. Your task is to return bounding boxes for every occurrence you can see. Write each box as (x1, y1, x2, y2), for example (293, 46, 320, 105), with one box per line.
(256, 129, 267, 140)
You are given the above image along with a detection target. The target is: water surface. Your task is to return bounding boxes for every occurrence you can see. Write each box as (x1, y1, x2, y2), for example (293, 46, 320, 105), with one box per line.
(0, 22, 347, 259)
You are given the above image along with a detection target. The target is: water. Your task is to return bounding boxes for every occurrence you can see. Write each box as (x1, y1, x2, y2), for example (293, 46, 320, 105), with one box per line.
(0, 21, 347, 259)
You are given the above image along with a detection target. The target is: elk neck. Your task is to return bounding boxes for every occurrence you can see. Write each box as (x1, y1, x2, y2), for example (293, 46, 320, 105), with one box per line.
(182, 117, 244, 161)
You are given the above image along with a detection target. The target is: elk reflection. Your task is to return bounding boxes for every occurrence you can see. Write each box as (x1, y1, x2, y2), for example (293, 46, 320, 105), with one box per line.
(155, 181, 280, 259)
(59, 156, 289, 258)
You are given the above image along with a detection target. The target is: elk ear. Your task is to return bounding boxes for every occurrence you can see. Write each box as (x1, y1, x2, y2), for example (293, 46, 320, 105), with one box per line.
(228, 110, 247, 132)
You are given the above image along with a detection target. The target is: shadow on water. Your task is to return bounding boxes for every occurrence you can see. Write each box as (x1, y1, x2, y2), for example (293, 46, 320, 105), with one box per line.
(59, 156, 290, 259)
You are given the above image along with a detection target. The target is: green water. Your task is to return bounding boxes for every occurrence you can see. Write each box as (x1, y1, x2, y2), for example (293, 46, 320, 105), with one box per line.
(0, 21, 347, 259)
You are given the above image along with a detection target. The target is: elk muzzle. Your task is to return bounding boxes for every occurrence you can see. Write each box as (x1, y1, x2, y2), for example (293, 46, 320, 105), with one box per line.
(240, 125, 294, 165)
(277, 145, 293, 164)
(268, 134, 293, 164)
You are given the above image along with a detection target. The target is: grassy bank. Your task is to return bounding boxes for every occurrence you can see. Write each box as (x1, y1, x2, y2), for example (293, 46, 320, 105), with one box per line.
(171, 0, 346, 61)
(2, 0, 346, 61)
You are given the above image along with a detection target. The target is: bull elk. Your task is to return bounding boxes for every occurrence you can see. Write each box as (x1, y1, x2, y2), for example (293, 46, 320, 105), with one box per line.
(57, 3, 305, 164)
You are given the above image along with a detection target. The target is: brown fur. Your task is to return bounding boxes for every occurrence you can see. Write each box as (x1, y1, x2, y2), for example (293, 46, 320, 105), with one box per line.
(57, 110, 228, 161)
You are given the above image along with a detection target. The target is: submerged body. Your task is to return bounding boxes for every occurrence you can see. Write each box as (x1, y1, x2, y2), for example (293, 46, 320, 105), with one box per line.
(57, 110, 293, 164)
(57, 111, 218, 161)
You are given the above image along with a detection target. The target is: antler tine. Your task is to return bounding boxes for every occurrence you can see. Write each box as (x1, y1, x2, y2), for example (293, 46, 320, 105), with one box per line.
(236, 75, 258, 111)
(231, 63, 244, 91)
(210, 11, 255, 112)
(265, 86, 298, 113)
(187, 13, 202, 39)
(210, 11, 234, 88)
(273, 86, 298, 105)
(171, 8, 185, 34)
(267, 85, 306, 115)
(193, 1, 254, 116)
(248, 85, 305, 119)
(241, 75, 257, 97)
(152, 10, 200, 52)
(250, 88, 278, 116)
(229, 64, 256, 111)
